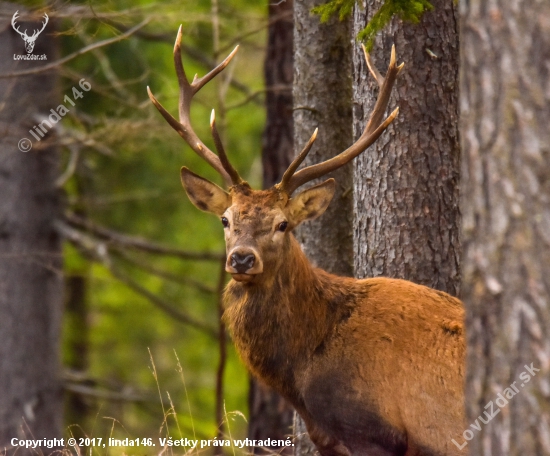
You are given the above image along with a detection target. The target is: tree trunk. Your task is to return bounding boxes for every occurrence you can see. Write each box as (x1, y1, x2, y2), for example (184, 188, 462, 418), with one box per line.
(460, 1, 550, 454)
(64, 274, 90, 435)
(294, 0, 353, 279)
(352, 0, 461, 295)
(261, 0, 294, 189)
(247, 0, 295, 450)
(293, 0, 353, 451)
(0, 6, 63, 454)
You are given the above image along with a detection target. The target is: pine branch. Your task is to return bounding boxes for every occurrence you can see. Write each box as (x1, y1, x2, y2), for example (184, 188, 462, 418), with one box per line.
(312, 0, 434, 50)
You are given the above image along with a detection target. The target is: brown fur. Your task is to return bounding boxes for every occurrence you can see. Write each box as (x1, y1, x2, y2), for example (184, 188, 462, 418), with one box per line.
(182, 177, 466, 456)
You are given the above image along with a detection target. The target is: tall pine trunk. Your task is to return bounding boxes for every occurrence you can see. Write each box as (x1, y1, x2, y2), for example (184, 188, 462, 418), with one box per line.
(0, 6, 63, 453)
(293, 0, 353, 451)
(261, 0, 294, 189)
(353, 0, 461, 294)
(460, 1, 550, 454)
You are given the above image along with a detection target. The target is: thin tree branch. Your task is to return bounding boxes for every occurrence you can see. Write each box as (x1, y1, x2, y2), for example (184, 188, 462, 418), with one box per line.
(0, 4, 156, 21)
(0, 19, 150, 79)
(65, 214, 224, 262)
(225, 84, 291, 111)
(54, 220, 218, 338)
(220, 9, 292, 54)
(112, 248, 216, 295)
(75, 28, 136, 102)
(109, 266, 217, 338)
(214, 256, 227, 444)
(104, 20, 261, 105)
(64, 383, 154, 403)
(211, 3, 229, 442)
(60, 65, 148, 110)
(55, 143, 80, 188)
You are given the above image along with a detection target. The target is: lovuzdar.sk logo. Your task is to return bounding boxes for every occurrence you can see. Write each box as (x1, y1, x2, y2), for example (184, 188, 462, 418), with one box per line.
(11, 10, 49, 60)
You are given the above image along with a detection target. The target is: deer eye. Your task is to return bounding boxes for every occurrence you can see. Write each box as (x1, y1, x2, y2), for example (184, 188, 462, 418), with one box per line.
(277, 221, 288, 232)
(221, 217, 229, 228)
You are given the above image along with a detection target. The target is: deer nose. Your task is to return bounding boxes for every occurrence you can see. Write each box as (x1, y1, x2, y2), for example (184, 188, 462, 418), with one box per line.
(230, 252, 256, 274)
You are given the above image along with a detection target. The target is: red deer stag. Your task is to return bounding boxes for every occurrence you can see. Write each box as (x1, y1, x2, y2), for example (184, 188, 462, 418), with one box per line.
(148, 27, 465, 456)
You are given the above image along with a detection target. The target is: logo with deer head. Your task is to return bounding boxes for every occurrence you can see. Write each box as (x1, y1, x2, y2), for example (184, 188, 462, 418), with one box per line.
(11, 11, 49, 54)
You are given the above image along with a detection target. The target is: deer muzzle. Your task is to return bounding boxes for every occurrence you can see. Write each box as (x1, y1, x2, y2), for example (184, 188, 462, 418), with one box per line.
(226, 247, 263, 282)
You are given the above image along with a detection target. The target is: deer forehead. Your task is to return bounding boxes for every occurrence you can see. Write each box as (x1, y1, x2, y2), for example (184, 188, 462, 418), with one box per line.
(227, 188, 288, 223)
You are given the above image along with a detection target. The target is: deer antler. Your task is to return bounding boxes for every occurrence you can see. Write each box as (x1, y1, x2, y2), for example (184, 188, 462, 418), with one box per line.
(147, 26, 242, 187)
(11, 11, 26, 38)
(33, 13, 49, 38)
(278, 45, 404, 196)
(11, 11, 48, 39)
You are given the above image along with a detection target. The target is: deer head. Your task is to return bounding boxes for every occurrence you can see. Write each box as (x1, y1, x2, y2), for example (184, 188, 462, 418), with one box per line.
(11, 11, 49, 54)
(147, 27, 403, 284)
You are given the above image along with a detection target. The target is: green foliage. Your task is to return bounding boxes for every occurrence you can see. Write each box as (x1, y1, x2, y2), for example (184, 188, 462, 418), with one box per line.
(312, 0, 434, 50)
(312, 0, 355, 22)
(55, 0, 266, 447)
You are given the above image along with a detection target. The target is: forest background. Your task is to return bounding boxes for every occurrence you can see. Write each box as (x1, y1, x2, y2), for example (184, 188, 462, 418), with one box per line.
(1, 0, 549, 455)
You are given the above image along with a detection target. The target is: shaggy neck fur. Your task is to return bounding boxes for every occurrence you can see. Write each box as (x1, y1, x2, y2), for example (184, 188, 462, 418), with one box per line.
(223, 234, 359, 406)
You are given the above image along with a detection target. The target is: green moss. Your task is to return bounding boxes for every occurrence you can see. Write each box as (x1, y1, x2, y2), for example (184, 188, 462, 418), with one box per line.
(312, 0, 434, 50)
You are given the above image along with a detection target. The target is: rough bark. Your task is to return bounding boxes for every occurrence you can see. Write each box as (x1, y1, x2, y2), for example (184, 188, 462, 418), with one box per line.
(247, 381, 294, 452)
(460, 1, 550, 454)
(0, 5, 63, 454)
(294, 0, 353, 280)
(261, 0, 294, 188)
(293, 0, 353, 451)
(353, 0, 461, 297)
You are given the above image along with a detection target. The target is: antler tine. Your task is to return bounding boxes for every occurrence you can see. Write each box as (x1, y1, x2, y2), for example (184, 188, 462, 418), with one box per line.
(191, 46, 240, 95)
(29, 13, 48, 38)
(278, 128, 318, 193)
(39, 13, 48, 32)
(147, 25, 240, 187)
(11, 11, 24, 37)
(210, 110, 243, 185)
(364, 44, 404, 135)
(280, 45, 404, 196)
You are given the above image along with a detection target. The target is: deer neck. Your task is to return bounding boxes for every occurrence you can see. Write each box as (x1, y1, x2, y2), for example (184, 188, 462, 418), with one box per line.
(223, 235, 353, 402)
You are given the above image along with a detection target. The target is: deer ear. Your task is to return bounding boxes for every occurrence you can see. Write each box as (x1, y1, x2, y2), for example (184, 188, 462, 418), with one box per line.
(286, 178, 336, 227)
(180, 167, 231, 216)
